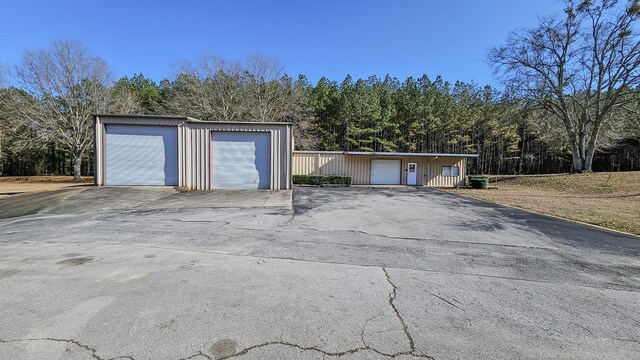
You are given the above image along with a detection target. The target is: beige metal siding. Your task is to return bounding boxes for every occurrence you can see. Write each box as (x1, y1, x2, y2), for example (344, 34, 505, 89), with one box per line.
(292, 152, 347, 176)
(181, 122, 292, 190)
(292, 153, 318, 175)
(94, 117, 105, 185)
(318, 153, 345, 175)
(292, 152, 468, 187)
(293, 154, 428, 185)
(345, 156, 370, 185)
(94, 116, 184, 186)
(95, 116, 292, 190)
(425, 157, 466, 187)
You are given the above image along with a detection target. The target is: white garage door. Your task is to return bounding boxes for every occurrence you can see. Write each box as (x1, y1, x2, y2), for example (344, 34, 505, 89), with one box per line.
(370, 159, 401, 185)
(211, 132, 271, 189)
(105, 125, 178, 186)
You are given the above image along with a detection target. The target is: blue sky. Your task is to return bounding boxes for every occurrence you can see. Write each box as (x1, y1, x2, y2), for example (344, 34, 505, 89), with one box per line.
(1, 0, 563, 87)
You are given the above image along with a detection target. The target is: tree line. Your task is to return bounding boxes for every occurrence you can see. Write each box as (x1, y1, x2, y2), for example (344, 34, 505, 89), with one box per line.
(1, 0, 639, 180)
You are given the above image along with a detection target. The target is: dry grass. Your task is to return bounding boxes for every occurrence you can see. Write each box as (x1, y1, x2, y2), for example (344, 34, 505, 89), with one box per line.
(0, 176, 93, 199)
(445, 172, 640, 236)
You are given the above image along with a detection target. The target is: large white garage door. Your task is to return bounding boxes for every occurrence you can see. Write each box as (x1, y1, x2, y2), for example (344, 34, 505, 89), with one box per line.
(211, 132, 271, 189)
(105, 125, 178, 185)
(370, 159, 401, 185)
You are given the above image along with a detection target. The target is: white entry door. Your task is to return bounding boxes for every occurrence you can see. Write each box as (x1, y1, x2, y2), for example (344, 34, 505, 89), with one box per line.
(370, 159, 401, 185)
(407, 162, 418, 185)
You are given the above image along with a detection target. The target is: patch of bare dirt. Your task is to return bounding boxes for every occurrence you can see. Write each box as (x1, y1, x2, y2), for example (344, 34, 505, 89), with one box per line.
(0, 176, 94, 199)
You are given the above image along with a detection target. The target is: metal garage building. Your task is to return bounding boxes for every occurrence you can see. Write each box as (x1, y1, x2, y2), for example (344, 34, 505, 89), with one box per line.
(94, 115, 293, 190)
(95, 114, 477, 190)
(292, 151, 478, 187)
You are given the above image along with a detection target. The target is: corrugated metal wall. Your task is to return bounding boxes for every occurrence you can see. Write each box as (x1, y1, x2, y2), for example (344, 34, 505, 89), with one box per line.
(183, 122, 291, 190)
(94, 116, 185, 187)
(292, 152, 346, 176)
(95, 116, 292, 190)
(95, 116, 466, 189)
(344, 156, 370, 184)
(292, 152, 467, 187)
(425, 157, 467, 187)
(292, 153, 317, 175)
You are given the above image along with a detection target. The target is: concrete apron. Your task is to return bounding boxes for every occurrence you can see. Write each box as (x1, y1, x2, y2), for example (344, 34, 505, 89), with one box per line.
(0, 187, 292, 220)
(152, 189, 293, 209)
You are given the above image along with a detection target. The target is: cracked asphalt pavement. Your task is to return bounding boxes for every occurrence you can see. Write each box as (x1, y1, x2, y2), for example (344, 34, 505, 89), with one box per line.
(0, 186, 639, 359)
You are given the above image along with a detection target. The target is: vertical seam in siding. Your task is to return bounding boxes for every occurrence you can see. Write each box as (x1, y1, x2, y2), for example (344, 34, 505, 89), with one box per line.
(275, 129, 280, 190)
(271, 130, 280, 190)
(101, 120, 106, 185)
(195, 128, 199, 190)
(271, 130, 275, 190)
(187, 127, 193, 190)
(287, 126, 292, 189)
(177, 125, 183, 187)
(206, 129, 210, 190)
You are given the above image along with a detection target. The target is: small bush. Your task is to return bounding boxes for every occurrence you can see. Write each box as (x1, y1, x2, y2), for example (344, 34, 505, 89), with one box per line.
(293, 175, 352, 186)
(468, 175, 489, 189)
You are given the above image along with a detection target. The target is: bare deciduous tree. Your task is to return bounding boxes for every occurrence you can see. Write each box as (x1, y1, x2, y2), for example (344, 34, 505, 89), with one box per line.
(163, 56, 246, 121)
(283, 75, 320, 150)
(164, 54, 304, 125)
(199, 55, 245, 122)
(244, 54, 289, 122)
(0, 66, 7, 86)
(489, 0, 640, 172)
(4, 41, 117, 180)
(0, 88, 40, 152)
(160, 71, 204, 117)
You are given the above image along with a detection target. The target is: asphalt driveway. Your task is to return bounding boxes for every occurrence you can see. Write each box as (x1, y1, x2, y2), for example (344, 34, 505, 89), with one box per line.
(0, 186, 638, 359)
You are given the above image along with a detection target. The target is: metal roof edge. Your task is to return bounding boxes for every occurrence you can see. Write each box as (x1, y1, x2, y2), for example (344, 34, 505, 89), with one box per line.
(185, 119, 293, 125)
(293, 150, 479, 158)
(346, 151, 479, 158)
(293, 150, 345, 154)
(93, 114, 189, 120)
(93, 114, 293, 126)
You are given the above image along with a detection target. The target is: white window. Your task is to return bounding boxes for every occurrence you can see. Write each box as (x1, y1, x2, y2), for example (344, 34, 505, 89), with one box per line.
(442, 166, 459, 177)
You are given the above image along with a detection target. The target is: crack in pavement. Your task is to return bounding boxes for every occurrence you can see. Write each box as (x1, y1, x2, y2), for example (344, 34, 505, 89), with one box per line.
(291, 223, 569, 252)
(175, 219, 232, 225)
(359, 313, 383, 349)
(214, 340, 435, 359)
(0, 338, 134, 360)
(0, 338, 435, 360)
(7, 237, 638, 293)
(217, 341, 367, 359)
(0, 268, 434, 360)
(611, 338, 640, 344)
(207, 269, 436, 360)
(382, 268, 416, 352)
(422, 289, 465, 312)
(177, 351, 213, 360)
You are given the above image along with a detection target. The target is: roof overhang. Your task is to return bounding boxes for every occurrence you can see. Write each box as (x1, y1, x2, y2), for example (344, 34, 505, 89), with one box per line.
(185, 119, 293, 125)
(93, 114, 292, 126)
(294, 150, 479, 158)
(93, 113, 191, 120)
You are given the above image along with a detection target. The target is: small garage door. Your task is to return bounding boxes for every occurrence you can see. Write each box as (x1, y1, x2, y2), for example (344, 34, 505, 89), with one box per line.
(370, 159, 401, 185)
(105, 125, 178, 185)
(211, 132, 271, 189)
